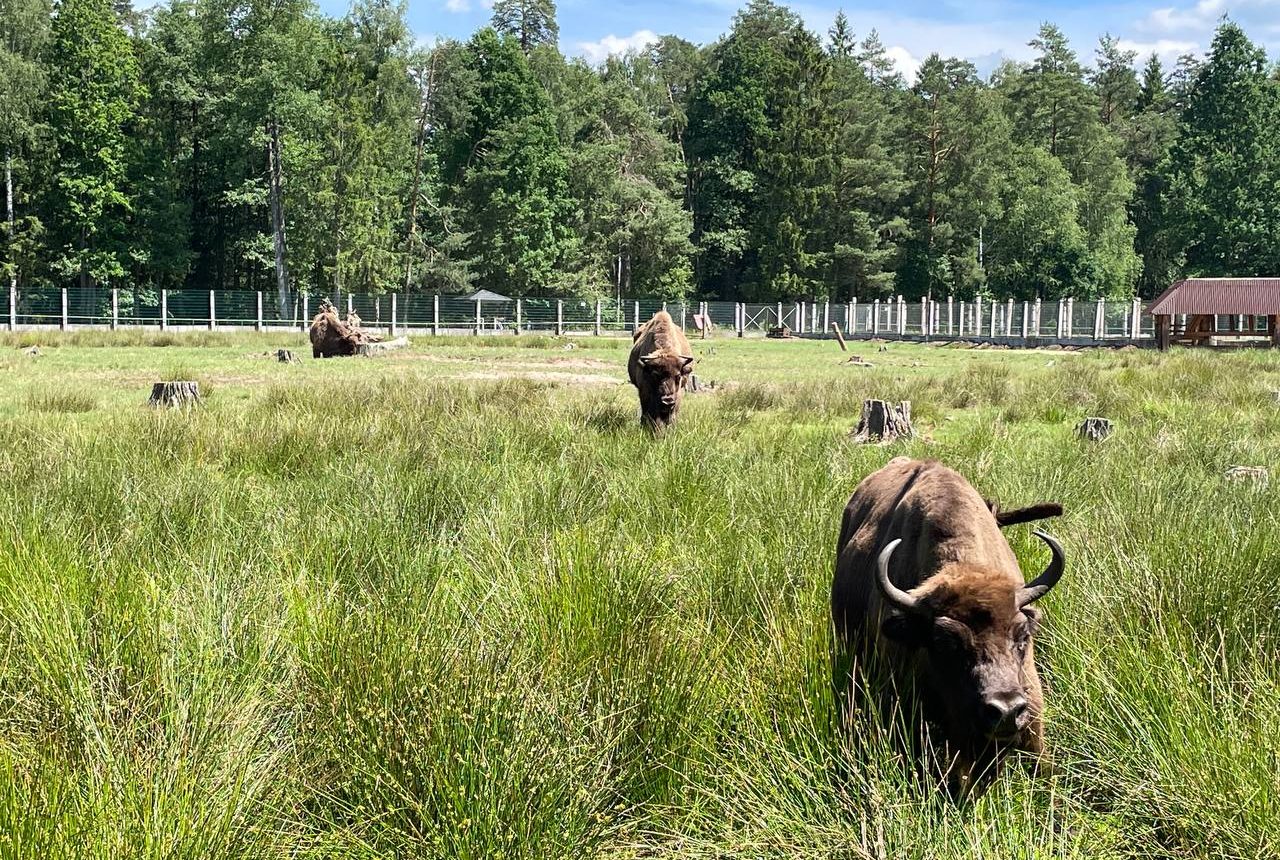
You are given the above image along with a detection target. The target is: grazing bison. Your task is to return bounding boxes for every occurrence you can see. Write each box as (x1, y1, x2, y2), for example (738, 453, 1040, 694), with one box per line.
(628, 310, 694, 431)
(309, 305, 363, 358)
(831, 457, 1065, 793)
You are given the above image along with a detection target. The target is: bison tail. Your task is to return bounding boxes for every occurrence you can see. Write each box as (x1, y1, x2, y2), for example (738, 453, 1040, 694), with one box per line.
(992, 502, 1064, 528)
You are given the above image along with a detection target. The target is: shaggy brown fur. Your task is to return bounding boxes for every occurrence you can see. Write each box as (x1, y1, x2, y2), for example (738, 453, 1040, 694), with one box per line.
(831, 457, 1064, 793)
(628, 310, 694, 431)
(309, 310, 363, 358)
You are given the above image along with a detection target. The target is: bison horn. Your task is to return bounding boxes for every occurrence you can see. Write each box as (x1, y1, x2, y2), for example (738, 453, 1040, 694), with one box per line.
(1018, 530, 1065, 607)
(680, 354, 694, 368)
(876, 539, 924, 615)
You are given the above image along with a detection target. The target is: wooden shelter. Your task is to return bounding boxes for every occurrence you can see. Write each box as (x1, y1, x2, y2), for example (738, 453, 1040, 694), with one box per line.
(1147, 278, 1280, 350)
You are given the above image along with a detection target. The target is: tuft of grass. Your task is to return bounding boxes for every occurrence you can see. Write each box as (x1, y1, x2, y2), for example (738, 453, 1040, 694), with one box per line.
(25, 386, 98, 413)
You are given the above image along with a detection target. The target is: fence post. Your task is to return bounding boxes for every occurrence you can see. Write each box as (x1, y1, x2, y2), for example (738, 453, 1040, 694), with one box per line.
(872, 299, 881, 335)
(515, 298, 523, 336)
(849, 300, 856, 335)
(823, 301, 830, 333)
(680, 302, 687, 331)
(945, 295, 953, 335)
(1005, 299, 1013, 336)
(556, 299, 564, 336)
(633, 300, 640, 331)
(111, 288, 119, 331)
(776, 301, 783, 330)
(160, 289, 168, 332)
(6, 283, 14, 330)
(208, 290, 216, 331)
(1020, 301, 1029, 340)
(1131, 298, 1142, 341)
(920, 298, 929, 337)
(60, 287, 68, 331)
(347, 294, 354, 316)
(389, 294, 397, 336)
(737, 302, 745, 338)
(1094, 298, 1104, 340)
(475, 299, 482, 336)
(1065, 297, 1074, 339)
(1033, 298, 1042, 337)
(594, 299, 602, 337)
(300, 294, 308, 332)
(255, 291, 263, 331)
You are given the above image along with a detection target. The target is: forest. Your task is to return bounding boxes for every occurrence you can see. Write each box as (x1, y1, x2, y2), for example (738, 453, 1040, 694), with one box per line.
(2, 0, 1280, 314)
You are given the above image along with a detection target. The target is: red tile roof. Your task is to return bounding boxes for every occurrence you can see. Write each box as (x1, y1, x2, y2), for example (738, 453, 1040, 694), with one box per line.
(1148, 278, 1280, 315)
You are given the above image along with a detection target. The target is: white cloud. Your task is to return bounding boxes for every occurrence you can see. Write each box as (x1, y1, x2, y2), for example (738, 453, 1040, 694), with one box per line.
(445, 0, 469, 11)
(575, 29, 660, 64)
(1115, 37, 1201, 61)
(886, 45, 922, 82)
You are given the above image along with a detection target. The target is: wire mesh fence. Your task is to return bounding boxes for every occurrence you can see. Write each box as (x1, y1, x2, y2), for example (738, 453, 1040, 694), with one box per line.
(5, 286, 1165, 344)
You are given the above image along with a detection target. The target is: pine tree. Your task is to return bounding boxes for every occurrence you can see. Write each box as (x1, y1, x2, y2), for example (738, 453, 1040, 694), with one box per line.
(828, 11, 854, 59)
(437, 28, 571, 295)
(1092, 34, 1139, 128)
(1129, 53, 1178, 296)
(1165, 21, 1280, 276)
(42, 0, 143, 294)
(490, 0, 557, 55)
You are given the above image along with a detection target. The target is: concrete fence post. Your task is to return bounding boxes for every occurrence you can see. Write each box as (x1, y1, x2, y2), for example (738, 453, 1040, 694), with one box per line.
(60, 287, 68, 331)
(872, 299, 881, 335)
(556, 300, 564, 336)
(795, 302, 803, 334)
(1094, 298, 1105, 340)
(300, 295, 308, 332)
(347, 294, 354, 316)
(776, 301, 783, 329)
(849, 299, 857, 335)
(7, 284, 14, 330)
(515, 298, 523, 336)
(389, 294, 397, 336)
(991, 301, 998, 338)
(947, 295, 955, 335)
(255, 291, 263, 332)
(161, 289, 169, 332)
(208, 290, 216, 331)
(1005, 299, 1014, 337)
(921, 298, 929, 337)
(737, 302, 745, 338)
(1022, 301, 1030, 340)
(1132, 298, 1143, 341)
(823, 301, 830, 333)
(595, 299, 602, 337)
(1065, 297, 1075, 339)
(1033, 298, 1042, 337)
(680, 302, 687, 330)
(111, 288, 119, 331)
(633, 300, 640, 331)
(475, 299, 483, 336)
(958, 302, 966, 336)
(974, 296, 983, 340)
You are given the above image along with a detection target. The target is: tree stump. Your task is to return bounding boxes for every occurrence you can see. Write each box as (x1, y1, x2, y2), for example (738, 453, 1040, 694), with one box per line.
(276, 348, 300, 364)
(149, 381, 201, 409)
(766, 326, 792, 339)
(1077, 417, 1113, 442)
(854, 399, 913, 442)
(1225, 465, 1269, 486)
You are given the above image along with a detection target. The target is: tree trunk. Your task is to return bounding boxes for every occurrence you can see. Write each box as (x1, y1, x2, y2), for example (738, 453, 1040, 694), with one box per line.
(267, 118, 292, 320)
(404, 51, 437, 292)
(853, 399, 914, 442)
(4, 148, 15, 296)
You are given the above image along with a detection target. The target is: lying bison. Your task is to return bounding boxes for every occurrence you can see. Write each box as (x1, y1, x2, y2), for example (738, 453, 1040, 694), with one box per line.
(628, 310, 694, 431)
(831, 457, 1065, 794)
(309, 306, 362, 358)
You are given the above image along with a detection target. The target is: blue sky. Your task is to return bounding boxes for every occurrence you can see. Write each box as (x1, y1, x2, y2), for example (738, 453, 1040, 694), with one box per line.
(319, 0, 1280, 79)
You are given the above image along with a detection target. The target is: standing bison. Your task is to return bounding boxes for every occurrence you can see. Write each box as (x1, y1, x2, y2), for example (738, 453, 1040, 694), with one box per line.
(628, 310, 694, 431)
(831, 457, 1065, 793)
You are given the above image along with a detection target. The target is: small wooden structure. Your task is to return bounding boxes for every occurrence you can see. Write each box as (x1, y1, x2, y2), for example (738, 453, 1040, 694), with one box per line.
(1148, 278, 1280, 350)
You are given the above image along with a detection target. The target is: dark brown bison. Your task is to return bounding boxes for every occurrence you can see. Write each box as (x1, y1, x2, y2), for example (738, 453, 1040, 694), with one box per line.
(309, 306, 363, 358)
(628, 310, 694, 431)
(831, 457, 1065, 793)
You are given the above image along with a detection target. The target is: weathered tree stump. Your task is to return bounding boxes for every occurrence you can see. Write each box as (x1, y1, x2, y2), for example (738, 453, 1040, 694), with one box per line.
(1077, 417, 1113, 442)
(149, 381, 201, 409)
(1225, 465, 1269, 485)
(356, 336, 410, 357)
(21, 346, 41, 357)
(854, 399, 913, 442)
(275, 348, 300, 364)
(766, 326, 793, 339)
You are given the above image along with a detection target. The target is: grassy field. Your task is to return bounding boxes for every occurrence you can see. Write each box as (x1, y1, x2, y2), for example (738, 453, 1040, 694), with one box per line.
(1, 330, 1278, 859)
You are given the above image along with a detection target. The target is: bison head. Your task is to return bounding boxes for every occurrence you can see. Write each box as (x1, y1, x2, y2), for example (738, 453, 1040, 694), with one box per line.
(874, 533, 1064, 747)
(638, 351, 694, 415)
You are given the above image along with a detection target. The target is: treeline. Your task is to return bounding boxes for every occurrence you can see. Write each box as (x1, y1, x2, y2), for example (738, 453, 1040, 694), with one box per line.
(3, 0, 1280, 313)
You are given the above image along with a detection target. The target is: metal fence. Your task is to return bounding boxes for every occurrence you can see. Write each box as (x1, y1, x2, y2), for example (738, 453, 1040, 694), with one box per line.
(5, 286, 1165, 344)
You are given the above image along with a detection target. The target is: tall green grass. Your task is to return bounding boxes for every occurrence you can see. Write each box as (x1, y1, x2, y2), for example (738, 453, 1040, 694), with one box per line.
(0, 340, 1277, 858)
